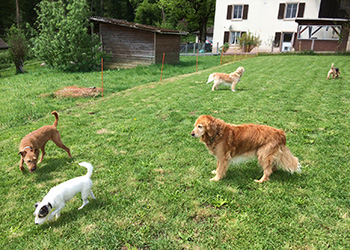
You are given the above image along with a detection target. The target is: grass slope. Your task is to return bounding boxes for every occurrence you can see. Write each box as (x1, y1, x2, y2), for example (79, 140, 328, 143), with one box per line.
(1, 55, 350, 249)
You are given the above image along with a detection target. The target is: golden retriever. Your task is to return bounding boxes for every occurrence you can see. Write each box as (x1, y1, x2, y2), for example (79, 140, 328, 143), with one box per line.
(191, 115, 301, 183)
(206, 66, 244, 92)
(327, 63, 340, 79)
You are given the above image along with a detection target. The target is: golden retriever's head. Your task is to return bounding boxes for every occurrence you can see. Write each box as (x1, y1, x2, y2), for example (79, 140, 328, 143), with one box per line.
(236, 66, 244, 75)
(191, 115, 217, 138)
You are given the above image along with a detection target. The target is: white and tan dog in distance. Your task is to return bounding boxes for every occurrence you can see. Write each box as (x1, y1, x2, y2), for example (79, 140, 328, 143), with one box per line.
(191, 115, 301, 183)
(34, 162, 95, 225)
(206, 66, 245, 92)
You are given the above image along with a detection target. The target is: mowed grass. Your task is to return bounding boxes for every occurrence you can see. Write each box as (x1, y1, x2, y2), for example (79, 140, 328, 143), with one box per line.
(1, 55, 350, 249)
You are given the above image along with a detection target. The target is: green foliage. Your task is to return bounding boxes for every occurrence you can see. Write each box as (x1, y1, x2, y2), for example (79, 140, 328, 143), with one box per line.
(220, 42, 229, 53)
(133, 0, 162, 26)
(34, 0, 105, 72)
(6, 25, 28, 74)
(0, 50, 12, 70)
(238, 32, 262, 52)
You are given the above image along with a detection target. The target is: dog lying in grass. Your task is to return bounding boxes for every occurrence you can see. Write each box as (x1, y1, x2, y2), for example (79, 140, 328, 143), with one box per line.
(327, 63, 340, 79)
(191, 115, 301, 183)
(206, 66, 244, 92)
(19, 111, 71, 172)
(34, 162, 95, 225)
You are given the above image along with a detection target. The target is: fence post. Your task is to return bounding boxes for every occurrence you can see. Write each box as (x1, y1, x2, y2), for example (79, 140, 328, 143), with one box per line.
(101, 58, 103, 98)
(160, 52, 165, 82)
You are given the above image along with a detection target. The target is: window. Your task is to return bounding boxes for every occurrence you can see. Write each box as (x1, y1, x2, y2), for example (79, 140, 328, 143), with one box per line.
(278, 3, 305, 19)
(230, 31, 241, 44)
(285, 3, 298, 18)
(233, 5, 243, 19)
(227, 5, 249, 20)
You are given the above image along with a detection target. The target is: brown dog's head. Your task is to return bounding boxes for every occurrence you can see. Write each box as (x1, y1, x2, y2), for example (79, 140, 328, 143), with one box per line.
(191, 115, 217, 138)
(19, 146, 39, 172)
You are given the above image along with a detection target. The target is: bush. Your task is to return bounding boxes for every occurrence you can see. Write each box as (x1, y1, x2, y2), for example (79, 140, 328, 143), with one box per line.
(238, 32, 261, 52)
(0, 50, 12, 70)
(6, 25, 29, 73)
(34, 0, 105, 72)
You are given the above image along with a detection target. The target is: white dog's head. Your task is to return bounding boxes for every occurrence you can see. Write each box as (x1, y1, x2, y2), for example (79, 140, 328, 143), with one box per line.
(236, 66, 245, 75)
(33, 202, 52, 225)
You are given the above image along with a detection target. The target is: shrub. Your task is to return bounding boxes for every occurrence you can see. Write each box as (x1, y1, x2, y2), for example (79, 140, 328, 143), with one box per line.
(0, 50, 12, 70)
(238, 32, 261, 52)
(34, 0, 105, 72)
(6, 25, 29, 74)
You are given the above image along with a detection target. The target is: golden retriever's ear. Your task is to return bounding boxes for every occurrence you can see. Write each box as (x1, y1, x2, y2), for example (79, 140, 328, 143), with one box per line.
(204, 116, 217, 137)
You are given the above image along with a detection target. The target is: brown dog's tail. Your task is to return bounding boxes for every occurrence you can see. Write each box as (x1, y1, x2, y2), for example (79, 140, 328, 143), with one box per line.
(275, 146, 301, 174)
(51, 111, 59, 127)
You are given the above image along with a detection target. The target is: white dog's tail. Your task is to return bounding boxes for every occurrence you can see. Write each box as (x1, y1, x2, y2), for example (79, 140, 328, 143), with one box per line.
(331, 63, 334, 69)
(79, 162, 93, 178)
(206, 74, 214, 84)
(275, 146, 301, 174)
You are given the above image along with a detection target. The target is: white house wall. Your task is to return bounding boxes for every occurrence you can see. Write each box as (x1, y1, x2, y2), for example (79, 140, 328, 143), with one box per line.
(213, 0, 321, 52)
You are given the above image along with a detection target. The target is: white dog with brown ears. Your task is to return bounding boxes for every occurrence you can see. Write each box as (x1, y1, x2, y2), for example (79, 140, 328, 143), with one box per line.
(33, 162, 95, 225)
(206, 66, 245, 92)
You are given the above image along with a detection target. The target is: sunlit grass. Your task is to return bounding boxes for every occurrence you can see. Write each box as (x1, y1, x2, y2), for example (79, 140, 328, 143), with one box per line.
(1, 55, 349, 249)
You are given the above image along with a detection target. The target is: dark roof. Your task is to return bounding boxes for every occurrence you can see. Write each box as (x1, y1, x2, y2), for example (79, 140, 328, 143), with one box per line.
(90, 16, 187, 35)
(0, 38, 9, 50)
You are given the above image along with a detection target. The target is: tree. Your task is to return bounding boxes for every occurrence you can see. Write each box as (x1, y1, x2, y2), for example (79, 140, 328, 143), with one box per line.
(34, 0, 104, 71)
(159, 0, 215, 42)
(6, 25, 28, 74)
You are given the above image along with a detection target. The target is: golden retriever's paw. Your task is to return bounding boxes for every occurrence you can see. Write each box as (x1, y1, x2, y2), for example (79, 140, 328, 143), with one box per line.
(211, 170, 217, 175)
(254, 178, 268, 183)
(210, 176, 220, 181)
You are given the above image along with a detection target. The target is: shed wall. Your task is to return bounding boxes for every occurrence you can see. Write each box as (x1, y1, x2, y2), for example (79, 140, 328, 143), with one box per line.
(155, 34, 180, 64)
(101, 23, 155, 68)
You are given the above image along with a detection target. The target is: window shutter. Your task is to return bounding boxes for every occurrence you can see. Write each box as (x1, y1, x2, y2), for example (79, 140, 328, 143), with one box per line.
(243, 5, 249, 19)
(274, 32, 281, 47)
(278, 3, 285, 19)
(227, 5, 232, 20)
(224, 31, 230, 44)
(297, 3, 305, 17)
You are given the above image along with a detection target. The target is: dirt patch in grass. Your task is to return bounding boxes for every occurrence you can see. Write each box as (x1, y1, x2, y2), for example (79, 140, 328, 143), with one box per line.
(54, 86, 101, 98)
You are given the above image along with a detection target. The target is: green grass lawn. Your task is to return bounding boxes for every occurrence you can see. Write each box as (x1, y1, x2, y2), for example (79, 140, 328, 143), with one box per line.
(1, 55, 350, 249)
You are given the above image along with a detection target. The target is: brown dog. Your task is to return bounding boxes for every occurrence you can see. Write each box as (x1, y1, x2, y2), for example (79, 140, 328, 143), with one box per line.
(19, 111, 71, 172)
(191, 115, 301, 183)
(327, 63, 340, 79)
(206, 66, 244, 91)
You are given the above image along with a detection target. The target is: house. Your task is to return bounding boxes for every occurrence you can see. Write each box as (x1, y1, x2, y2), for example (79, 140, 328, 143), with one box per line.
(90, 17, 187, 68)
(0, 38, 9, 50)
(212, 0, 350, 53)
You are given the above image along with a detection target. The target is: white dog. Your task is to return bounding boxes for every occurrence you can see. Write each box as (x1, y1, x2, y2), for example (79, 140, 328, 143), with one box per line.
(34, 162, 95, 225)
(206, 66, 245, 92)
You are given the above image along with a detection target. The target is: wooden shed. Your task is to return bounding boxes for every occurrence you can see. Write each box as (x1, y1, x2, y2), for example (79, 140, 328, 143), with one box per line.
(90, 17, 187, 68)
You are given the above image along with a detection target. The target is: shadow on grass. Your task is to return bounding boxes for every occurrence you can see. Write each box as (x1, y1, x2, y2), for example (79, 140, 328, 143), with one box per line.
(33, 157, 74, 182)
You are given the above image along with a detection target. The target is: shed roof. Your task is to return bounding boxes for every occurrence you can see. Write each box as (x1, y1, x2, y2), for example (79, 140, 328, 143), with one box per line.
(295, 18, 350, 25)
(90, 16, 187, 36)
(0, 38, 9, 50)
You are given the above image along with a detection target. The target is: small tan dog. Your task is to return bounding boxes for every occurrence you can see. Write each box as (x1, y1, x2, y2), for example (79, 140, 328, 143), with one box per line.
(191, 115, 301, 183)
(327, 63, 340, 79)
(19, 111, 72, 172)
(206, 66, 244, 91)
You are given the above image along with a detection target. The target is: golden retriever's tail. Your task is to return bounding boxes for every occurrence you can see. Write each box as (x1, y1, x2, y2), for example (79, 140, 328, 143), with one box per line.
(275, 146, 301, 174)
(206, 74, 214, 84)
(331, 63, 334, 69)
(51, 111, 59, 128)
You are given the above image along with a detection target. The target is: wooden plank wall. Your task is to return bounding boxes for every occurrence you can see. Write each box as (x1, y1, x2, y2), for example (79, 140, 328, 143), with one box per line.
(155, 34, 180, 64)
(101, 23, 155, 68)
